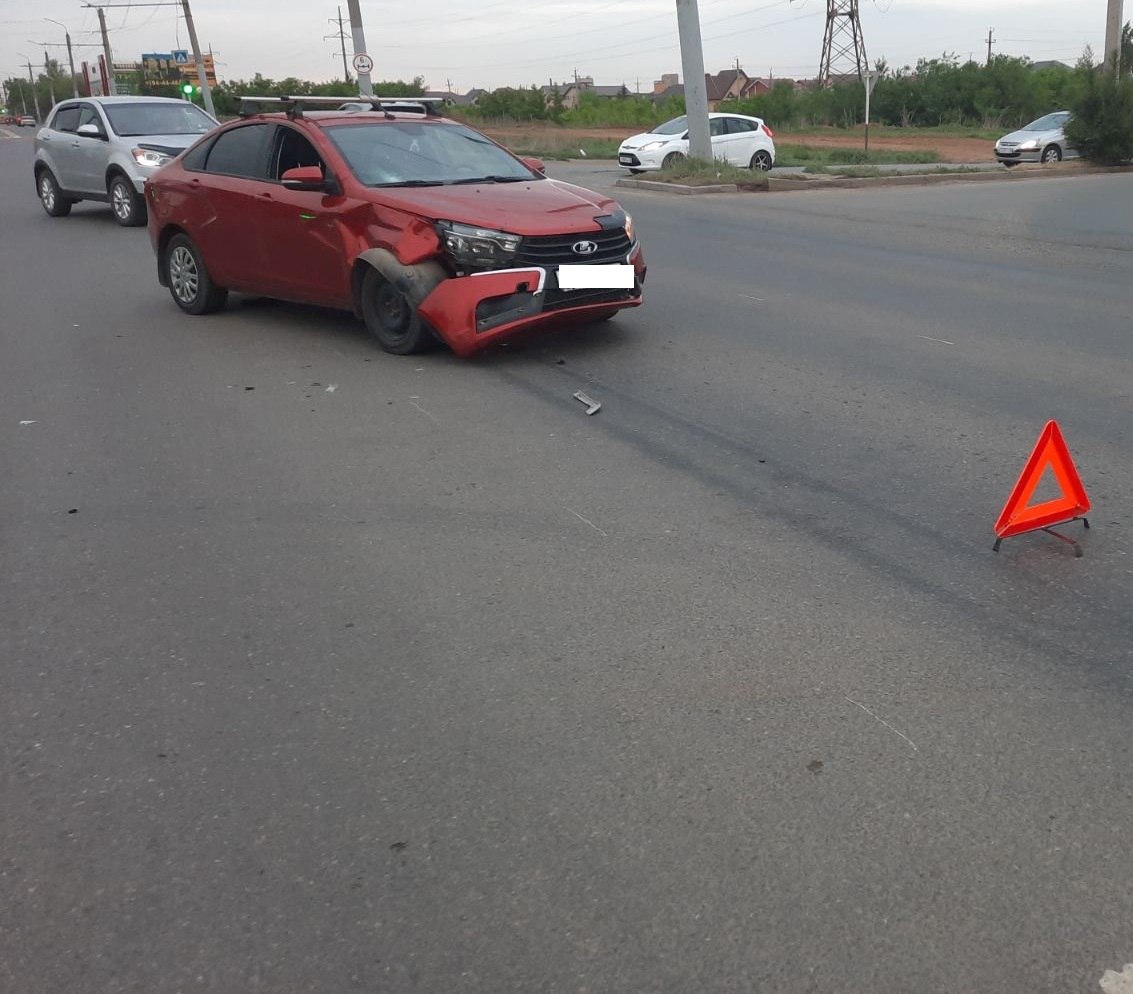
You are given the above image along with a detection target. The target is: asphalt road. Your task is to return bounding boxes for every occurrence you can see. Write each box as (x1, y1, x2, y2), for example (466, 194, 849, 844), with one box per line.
(3, 127, 1133, 994)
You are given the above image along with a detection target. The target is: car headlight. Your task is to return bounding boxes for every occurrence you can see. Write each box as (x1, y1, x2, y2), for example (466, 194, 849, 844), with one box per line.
(624, 212, 635, 242)
(1019, 139, 1039, 150)
(435, 221, 520, 267)
(639, 140, 666, 152)
(132, 147, 173, 168)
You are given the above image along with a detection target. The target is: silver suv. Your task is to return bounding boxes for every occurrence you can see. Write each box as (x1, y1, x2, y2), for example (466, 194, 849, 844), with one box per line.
(33, 96, 217, 226)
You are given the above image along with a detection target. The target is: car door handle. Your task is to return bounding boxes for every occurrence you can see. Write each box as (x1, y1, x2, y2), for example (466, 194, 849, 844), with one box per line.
(260, 191, 273, 199)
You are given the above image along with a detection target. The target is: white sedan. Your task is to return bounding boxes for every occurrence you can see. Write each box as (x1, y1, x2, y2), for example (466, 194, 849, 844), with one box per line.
(618, 112, 776, 173)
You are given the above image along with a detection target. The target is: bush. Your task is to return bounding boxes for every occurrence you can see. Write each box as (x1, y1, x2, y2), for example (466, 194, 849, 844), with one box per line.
(1065, 68, 1133, 165)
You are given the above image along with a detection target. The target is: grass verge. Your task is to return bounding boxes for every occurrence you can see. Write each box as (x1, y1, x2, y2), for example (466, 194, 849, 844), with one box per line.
(776, 144, 940, 166)
(643, 157, 769, 189)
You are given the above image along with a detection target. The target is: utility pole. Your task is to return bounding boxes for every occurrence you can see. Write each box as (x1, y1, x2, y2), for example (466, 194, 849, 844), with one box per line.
(24, 57, 44, 121)
(179, 0, 215, 118)
(328, 6, 351, 84)
(345, 0, 373, 96)
(1104, 0, 1124, 74)
(986, 27, 995, 65)
(94, 7, 117, 95)
(45, 18, 79, 96)
(675, 0, 712, 162)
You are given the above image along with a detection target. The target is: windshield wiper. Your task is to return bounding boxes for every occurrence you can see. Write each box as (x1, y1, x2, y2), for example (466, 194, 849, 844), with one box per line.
(373, 179, 445, 187)
(449, 175, 529, 185)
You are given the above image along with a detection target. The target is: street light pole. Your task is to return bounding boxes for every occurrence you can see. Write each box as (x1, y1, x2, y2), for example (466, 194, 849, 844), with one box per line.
(675, 0, 712, 163)
(1104, 0, 1124, 74)
(346, 0, 373, 97)
(179, 0, 215, 118)
(46, 19, 79, 97)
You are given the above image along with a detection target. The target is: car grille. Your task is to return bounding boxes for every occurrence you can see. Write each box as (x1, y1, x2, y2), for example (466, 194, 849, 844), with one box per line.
(515, 228, 633, 267)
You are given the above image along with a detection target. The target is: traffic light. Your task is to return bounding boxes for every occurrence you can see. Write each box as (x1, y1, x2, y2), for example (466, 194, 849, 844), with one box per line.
(181, 83, 193, 95)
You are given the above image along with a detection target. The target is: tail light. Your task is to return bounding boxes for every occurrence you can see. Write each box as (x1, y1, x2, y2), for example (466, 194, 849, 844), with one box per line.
(762, 124, 775, 138)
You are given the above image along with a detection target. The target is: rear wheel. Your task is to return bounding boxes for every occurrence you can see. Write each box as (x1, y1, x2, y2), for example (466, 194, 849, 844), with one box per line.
(109, 174, 147, 227)
(360, 268, 437, 355)
(749, 150, 774, 171)
(37, 169, 72, 217)
(1040, 144, 1062, 164)
(164, 233, 228, 315)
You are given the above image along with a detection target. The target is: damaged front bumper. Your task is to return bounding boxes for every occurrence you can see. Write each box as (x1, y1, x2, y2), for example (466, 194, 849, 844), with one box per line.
(418, 244, 647, 357)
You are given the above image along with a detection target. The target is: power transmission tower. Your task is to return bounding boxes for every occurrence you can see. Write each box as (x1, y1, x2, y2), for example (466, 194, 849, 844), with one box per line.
(326, 6, 351, 84)
(818, 0, 868, 86)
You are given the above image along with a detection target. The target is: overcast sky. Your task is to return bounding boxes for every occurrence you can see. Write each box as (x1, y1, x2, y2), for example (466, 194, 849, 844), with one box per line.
(1, 0, 1114, 93)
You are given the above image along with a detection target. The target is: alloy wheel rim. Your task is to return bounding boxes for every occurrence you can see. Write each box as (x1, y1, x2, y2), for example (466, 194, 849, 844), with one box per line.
(169, 246, 199, 303)
(112, 182, 132, 220)
(40, 176, 55, 209)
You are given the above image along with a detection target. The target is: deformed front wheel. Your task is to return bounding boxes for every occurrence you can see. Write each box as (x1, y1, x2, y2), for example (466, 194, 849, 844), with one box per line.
(360, 267, 437, 355)
(164, 233, 228, 315)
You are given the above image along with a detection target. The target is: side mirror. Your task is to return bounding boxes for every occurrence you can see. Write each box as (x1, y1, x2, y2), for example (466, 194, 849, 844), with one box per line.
(281, 165, 326, 191)
(77, 122, 105, 139)
(521, 156, 546, 174)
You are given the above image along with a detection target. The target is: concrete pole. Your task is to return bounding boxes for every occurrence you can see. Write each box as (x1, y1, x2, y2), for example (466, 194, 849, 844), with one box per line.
(346, 0, 373, 97)
(675, 0, 712, 162)
(180, 0, 215, 117)
(96, 8, 117, 95)
(338, 8, 351, 84)
(45, 19, 79, 97)
(1104, 0, 1124, 74)
(26, 59, 44, 120)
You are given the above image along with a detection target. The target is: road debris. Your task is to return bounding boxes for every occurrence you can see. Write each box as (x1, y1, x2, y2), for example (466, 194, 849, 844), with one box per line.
(573, 390, 601, 415)
(19, 420, 37, 425)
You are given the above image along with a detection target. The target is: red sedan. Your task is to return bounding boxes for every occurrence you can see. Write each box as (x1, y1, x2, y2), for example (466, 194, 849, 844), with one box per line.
(145, 97, 645, 356)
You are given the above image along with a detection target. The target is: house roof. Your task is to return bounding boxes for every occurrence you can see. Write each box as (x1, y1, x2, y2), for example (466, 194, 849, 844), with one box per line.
(705, 69, 746, 101)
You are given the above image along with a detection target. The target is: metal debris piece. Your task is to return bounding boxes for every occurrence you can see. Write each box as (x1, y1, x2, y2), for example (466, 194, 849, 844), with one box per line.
(573, 390, 601, 415)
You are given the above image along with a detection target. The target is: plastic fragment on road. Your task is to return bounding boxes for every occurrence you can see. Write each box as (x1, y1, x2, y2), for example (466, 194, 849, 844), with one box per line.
(573, 391, 601, 415)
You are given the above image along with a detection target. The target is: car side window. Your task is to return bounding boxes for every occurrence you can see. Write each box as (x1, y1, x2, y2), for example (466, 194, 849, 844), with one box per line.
(52, 104, 81, 133)
(77, 104, 103, 132)
(726, 118, 756, 134)
(180, 136, 214, 172)
(203, 124, 272, 179)
(709, 118, 726, 137)
(271, 126, 325, 181)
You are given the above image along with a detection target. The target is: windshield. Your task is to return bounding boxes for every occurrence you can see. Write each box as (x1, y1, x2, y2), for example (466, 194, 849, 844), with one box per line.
(104, 102, 216, 137)
(651, 116, 688, 135)
(327, 121, 540, 186)
(1023, 112, 1069, 131)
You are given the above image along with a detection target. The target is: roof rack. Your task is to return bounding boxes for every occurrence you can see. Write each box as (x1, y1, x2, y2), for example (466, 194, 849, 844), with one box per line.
(237, 94, 445, 120)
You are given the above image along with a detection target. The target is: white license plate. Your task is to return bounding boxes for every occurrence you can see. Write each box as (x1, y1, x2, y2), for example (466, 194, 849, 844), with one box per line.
(556, 264, 635, 290)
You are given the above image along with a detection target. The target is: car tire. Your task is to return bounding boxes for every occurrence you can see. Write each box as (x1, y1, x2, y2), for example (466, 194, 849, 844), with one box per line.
(628, 168, 646, 175)
(749, 150, 774, 171)
(662, 151, 686, 169)
(360, 267, 437, 355)
(164, 233, 228, 315)
(1040, 144, 1062, 164)
(37, 169, 72, 217)
(109, 174, 147, 227)
(1002, 161, 1020, 168)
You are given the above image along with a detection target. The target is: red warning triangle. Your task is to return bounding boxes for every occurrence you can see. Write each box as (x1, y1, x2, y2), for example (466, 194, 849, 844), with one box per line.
(994, 420, 1090, 539)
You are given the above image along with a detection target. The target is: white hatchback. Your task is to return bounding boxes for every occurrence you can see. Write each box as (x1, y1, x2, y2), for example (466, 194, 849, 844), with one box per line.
(618, 112, 776, 173)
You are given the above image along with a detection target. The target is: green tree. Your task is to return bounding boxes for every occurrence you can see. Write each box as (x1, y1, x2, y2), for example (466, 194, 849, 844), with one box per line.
(1065, 66, 1133, 164)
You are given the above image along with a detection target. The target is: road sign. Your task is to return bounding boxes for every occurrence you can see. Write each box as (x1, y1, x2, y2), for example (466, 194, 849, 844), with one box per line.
(173, 49, 189, 65)
(352, 52, 373, 75)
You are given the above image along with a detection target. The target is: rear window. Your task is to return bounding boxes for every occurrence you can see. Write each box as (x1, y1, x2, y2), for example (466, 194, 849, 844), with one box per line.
(102, 101, 215, 137)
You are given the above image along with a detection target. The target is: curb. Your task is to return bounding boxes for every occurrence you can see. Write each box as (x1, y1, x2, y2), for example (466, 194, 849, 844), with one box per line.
(614, 178, 749, 195)
(768, 163, 1131, 192)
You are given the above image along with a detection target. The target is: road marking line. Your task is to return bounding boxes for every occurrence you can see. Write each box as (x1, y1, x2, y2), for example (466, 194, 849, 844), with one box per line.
(845, 696, 918, 752)
(917, 335, 955, 345)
